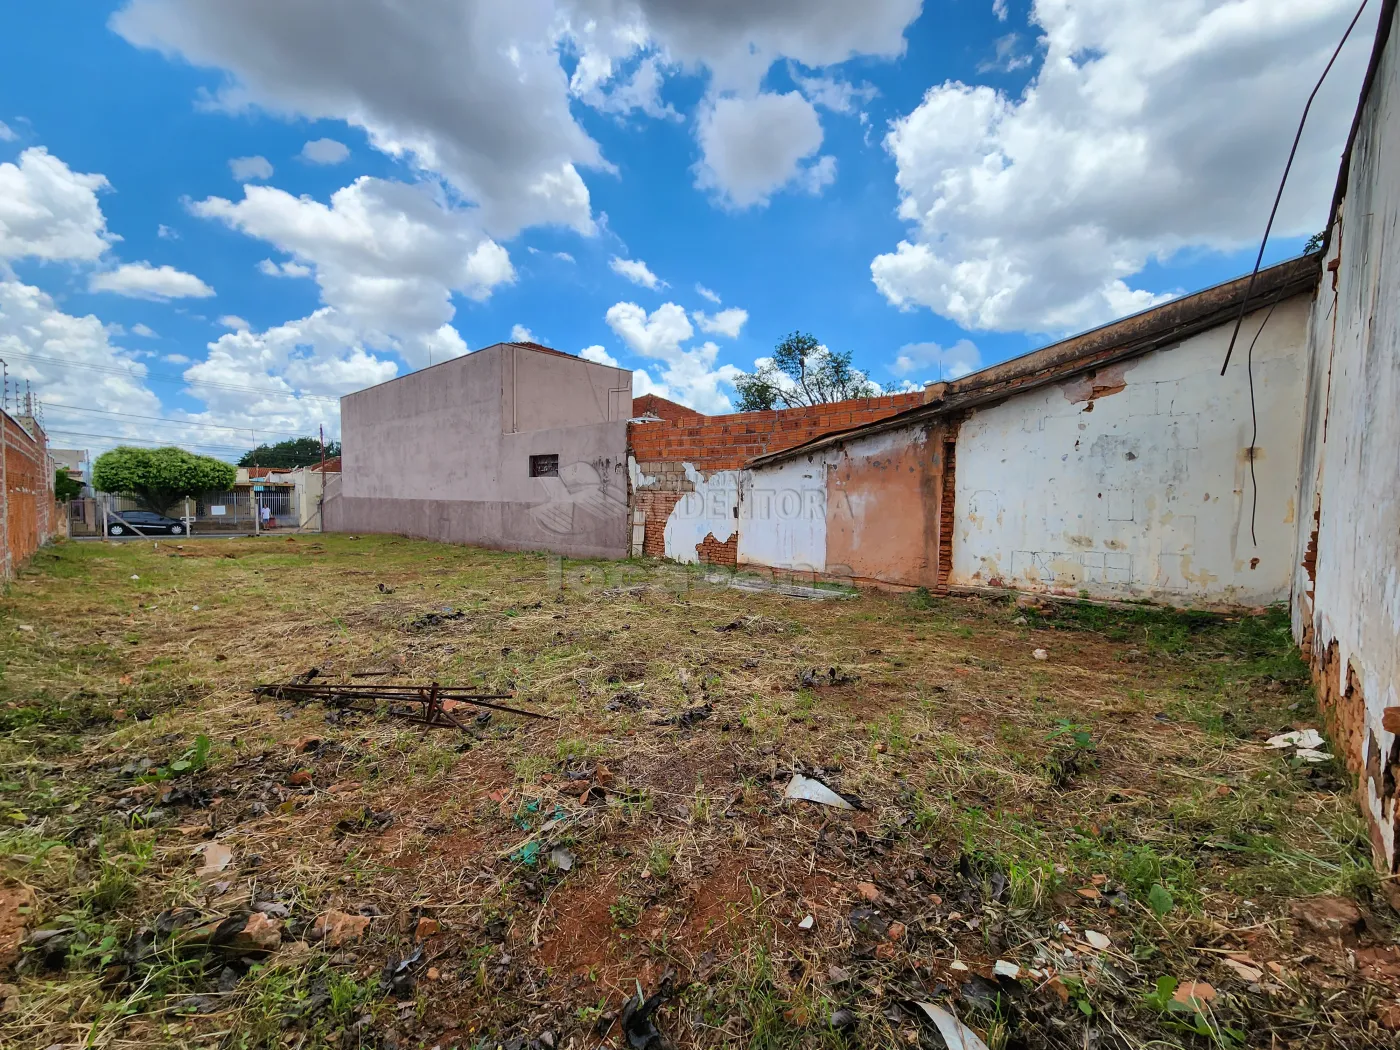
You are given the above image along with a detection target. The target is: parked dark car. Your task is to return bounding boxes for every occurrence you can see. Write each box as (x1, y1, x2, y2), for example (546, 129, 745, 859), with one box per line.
(107, 511, 187, 536)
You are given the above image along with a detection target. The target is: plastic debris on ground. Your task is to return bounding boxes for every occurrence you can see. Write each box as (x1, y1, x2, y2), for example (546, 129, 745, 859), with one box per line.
(783, 772, 854, 810)
(620, 972, 676, 1049)
(1267, 728, 1324, 749)
(911, 1002, 990, 1050)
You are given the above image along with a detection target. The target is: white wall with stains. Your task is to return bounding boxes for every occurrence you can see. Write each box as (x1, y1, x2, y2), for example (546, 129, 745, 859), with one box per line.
(662, 464, 743, 564)
(949, 296, 1311, 605)
(737, 451, 830, 573)
(1291, 5, 1400, 871)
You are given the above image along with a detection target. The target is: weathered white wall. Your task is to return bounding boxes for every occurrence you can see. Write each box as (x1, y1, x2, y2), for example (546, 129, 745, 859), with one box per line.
(950, 296, 1311, 606)
(1292, 4, 1400, 871)
(662, 464, 743, 564)
(737, 456, 828, 572)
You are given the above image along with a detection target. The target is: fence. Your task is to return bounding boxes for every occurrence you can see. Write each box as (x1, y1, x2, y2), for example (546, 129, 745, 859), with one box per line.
(78, 489, 307, 536)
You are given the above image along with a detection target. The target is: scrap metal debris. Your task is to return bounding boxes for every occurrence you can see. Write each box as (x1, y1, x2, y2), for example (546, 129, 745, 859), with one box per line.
(911, 1002, 990, 1050)
(253, 677, 556, 729)
(797, 666, 858, 688)
(783, 773, 854, 810)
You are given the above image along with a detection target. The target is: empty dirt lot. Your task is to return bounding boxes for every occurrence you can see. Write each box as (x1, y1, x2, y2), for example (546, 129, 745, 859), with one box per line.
(0, 535, 1396, 1049)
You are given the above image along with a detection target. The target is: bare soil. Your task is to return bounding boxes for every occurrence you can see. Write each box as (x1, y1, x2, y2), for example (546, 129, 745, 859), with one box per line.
(0, 534, 1395, 1049)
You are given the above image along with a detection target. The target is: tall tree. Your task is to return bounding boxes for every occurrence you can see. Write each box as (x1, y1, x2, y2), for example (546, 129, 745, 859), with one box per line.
(733, 332, 878, 412)
(238, 437, 341, 469)
(92, 447, 237, 514)
(54, 468, 83, 502)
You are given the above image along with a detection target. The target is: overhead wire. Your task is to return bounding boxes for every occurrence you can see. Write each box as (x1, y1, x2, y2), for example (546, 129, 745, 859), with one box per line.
(43, 429, 260, 456)
(1218, 0, 1369, 377)
(36, 401, 312, 439)
(1218, 0, 1370, 548)
(0, 350, 341, 403)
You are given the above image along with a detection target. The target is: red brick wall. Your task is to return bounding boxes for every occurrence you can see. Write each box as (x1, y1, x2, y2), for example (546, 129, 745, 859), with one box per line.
(627, 392, 925, 562)
(2, 414, 58, 578)
(632, 394, 703, 423)
(627, 392, 925, 472)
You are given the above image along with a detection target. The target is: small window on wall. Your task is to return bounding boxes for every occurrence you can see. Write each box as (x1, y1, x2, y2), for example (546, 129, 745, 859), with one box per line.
(529, 453, 559, 478)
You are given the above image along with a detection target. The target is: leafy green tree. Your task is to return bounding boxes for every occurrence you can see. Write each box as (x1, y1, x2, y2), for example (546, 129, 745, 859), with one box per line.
(237, 437, 340, 469)
(92, 447, 237, 515)
(54, 467, 83, 502)
(733, 331, 878, 412)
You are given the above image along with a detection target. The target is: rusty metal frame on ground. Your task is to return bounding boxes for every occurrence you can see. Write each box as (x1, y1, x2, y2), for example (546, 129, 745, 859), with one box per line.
(253, 676, 557, 728)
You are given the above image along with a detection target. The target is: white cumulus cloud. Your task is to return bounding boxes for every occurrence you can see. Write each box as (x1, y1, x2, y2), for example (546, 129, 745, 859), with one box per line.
(580, 344, 620, 367)
(695, 91, 835, 208)
(609, 255, 666, 290)
(258, 258, 312, 278)
(605, 300, 739, 412)
(229, 154, 273, 181)
(695, 283, 721, 304)
(692, 307, 748, 339)
(891, 339, 981, 380)
(131, 323, 158, 338)
(511, 324, 536, 343)
(871, 0, 1375, 334)
(90, 262, 216, 300)
(191, 176, 509, 367)
(300, 137, 350, 165)
(0, 147, 112, 262)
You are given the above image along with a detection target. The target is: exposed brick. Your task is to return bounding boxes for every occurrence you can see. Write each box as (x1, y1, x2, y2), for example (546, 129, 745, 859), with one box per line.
(695, 531, 738, 567)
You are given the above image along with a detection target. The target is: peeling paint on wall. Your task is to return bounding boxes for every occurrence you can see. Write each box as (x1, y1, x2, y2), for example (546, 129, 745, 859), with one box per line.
(949, 299, 1310, 605)
(1291, 3, 1400, 871)
(663, 464, 743, 564)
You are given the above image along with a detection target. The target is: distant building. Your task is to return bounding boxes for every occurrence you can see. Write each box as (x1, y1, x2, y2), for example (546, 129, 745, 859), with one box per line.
(51, 449, 91, 496)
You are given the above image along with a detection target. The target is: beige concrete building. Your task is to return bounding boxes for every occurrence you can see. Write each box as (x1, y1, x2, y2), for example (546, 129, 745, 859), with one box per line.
(325, 341, 633, 558)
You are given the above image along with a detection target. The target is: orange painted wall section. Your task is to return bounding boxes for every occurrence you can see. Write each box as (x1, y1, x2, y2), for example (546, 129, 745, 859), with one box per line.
(825, 432, 939, 588)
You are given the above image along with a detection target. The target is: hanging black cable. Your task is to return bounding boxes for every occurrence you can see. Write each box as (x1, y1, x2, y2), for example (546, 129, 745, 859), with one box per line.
(1219, 0, 1370, 376)
(1242, 282, 1290, 546)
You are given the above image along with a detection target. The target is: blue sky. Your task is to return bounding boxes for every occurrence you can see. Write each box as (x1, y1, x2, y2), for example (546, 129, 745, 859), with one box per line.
(0, 1, 1377, 459)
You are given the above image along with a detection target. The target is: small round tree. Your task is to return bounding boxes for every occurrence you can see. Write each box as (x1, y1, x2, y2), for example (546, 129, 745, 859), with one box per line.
(91, 446, 237, 515)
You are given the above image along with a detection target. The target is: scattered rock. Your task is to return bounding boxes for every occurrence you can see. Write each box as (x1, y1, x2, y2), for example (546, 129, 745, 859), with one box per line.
(1221, 958, 1263, 983)
(993, 960, 1021, 979)
(311, 909, 371, 948)
(798, 915, 814, 931)
(1173, 981, 1216, 1006)
(856, 882, 880, 903)
(1084, 930, 1111, 951)
(0, 885, 37, 968)
(829, 1008, 858, 1031)
(887, 922, 907, 942)
(287, 770, 312, 786)
(1291, 896, 1363, 936)
(225, 912, 282, 954)
(1032, 648, 1049, 661)
(196, 842, 233, 876)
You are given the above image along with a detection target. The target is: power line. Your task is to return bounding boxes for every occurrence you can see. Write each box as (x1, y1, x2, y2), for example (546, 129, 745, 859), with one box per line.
(1219, 0, 1370, 376)
(43, 428, 258, 456)
(2, 350, 342, 403)
(37, 401, 312, 439)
